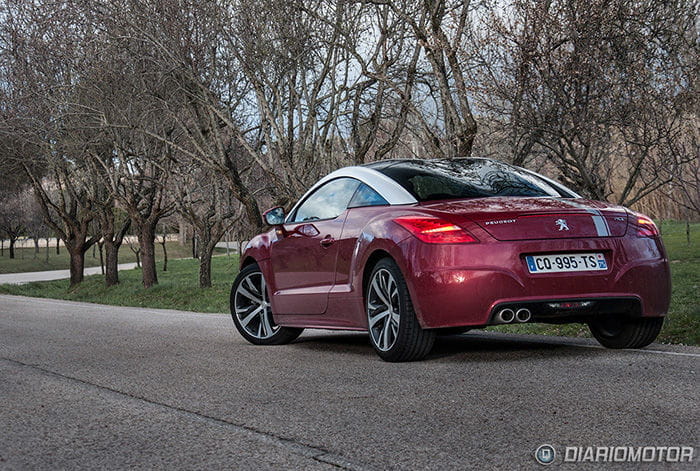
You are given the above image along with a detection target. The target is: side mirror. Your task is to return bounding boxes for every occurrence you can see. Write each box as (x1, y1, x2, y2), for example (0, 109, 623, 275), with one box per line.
(263, 206, 286, 226)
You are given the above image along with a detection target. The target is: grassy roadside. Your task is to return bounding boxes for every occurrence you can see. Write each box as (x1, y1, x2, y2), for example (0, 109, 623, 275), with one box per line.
(0, 241, 213, 274)
(0, 221, 697, 345)
(0, 254, 238, 313)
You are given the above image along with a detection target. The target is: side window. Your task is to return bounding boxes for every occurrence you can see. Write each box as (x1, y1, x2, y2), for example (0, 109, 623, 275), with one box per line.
(348, 183, 388, 208)
(291, 178, 361, 222)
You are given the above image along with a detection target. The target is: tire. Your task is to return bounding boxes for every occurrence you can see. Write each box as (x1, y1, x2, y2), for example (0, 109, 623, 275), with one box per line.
(230, 263, 303, 345)
(588, 316, 663, 349)
(366, 258, 435, 362)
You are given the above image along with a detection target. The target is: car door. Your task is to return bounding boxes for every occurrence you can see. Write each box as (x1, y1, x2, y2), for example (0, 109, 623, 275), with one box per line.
(269, 178, 361, 315)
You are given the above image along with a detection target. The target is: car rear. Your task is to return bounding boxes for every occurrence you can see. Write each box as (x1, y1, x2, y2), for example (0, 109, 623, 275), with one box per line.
(367, 159, 671, 331)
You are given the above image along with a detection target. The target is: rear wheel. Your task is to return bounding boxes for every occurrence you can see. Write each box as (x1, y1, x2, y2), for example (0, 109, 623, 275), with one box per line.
(230, 263, 303, 345)
(588, 316, 663, 349)
(366, 258, 435, 362)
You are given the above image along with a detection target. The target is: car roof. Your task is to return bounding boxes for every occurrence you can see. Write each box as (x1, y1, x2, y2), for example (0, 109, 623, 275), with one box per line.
(363, 157, 493, 171)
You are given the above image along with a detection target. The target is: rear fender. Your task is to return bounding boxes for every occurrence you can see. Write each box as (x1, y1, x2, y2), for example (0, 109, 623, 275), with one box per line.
(351, 216, 428, 328)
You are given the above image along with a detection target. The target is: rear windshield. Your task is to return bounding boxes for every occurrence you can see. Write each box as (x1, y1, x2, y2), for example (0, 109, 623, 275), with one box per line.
(371, 159, 571, 201)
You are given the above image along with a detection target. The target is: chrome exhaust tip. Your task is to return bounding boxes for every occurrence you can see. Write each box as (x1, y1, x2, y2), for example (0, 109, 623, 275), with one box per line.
(496, 308, 515, 324)
(515, 308, 532, 323)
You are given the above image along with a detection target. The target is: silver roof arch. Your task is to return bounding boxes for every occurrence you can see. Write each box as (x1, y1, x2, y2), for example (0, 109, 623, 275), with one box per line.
(285, 166, 417, 223)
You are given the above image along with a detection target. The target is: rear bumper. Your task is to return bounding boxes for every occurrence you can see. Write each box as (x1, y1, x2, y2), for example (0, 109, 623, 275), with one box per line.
(490, 296, 642, 324)
(397, 235, 671, 329)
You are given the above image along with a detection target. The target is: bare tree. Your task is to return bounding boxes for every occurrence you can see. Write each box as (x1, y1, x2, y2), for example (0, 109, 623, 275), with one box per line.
(174, 164, 242, 288)
(468, 0, 697, 204)
(0, 188, 26, 259)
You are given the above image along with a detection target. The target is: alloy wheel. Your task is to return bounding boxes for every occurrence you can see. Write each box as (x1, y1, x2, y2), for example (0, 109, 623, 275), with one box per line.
(233, 271, 278, 339)
(367, 268, 401, 351)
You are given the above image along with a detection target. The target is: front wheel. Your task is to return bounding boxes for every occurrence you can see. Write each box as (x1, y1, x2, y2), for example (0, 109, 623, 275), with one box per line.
(366, 258, 435, 362)
(230, 263, 303, 345)
(588, 316, 663, 349)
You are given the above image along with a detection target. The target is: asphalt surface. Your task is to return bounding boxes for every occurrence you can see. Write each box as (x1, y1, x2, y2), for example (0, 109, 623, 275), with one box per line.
(0, 295, 698, 470)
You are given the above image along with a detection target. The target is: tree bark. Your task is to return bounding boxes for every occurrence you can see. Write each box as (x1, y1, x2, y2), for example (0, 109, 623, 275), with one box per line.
(56, 236, 60, 255)
(198, 245, 214, 288)
(98, 241, 104, 275)
(9, 238, 16, 259)
(68, 246, 85, 287)
(104, 240, 120, 287)
(160, 235, 168, 272)
(33, 238, 40, 257)
(138, 223, 158, 288)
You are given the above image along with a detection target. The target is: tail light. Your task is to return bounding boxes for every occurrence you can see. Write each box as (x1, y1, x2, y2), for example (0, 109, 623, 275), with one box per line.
(635, 214, 659, 237)
(394, 217, 478, 244)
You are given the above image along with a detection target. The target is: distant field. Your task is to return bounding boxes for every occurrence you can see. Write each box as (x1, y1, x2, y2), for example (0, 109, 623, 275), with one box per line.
(0, 241, 223, 274)
(0, 221, 697, 346)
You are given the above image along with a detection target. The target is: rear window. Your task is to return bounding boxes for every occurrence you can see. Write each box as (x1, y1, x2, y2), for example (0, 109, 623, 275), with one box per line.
(371, 159, 569, 201)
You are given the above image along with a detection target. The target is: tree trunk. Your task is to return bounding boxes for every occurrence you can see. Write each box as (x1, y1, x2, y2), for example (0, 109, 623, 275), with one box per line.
(198, 245, 214, 288)
(9, 238, 16, 259)
(33, 238, 40, 257)
(56, 236, 60, 255)
(1, 238, 4, 256)
(68, 247, 85, 287)
(138, 224, 158, 288)
(98, 241, 104, 275)
(161, 236, 168, 272)
(45, 237, 49, 263)
(104, 240, 120, 287)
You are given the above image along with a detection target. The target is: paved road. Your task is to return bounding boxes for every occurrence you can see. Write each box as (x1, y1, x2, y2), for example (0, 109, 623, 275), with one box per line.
(1, 295, 698, 470)
(0, 263, 138, 285)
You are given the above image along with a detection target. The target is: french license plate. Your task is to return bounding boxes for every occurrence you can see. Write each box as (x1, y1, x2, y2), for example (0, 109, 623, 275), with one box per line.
(525, 253, 607, 273)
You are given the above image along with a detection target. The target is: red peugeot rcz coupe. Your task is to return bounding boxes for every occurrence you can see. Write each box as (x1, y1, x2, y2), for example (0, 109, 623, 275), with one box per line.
(230, 158, 670, 361)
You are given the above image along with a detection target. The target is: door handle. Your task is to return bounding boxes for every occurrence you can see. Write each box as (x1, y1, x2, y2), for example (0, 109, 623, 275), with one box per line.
(320, 236, 335, 247)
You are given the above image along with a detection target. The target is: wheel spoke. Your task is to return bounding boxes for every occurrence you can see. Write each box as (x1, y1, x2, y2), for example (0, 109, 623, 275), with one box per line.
(368, 300, 384, 312)
(240, 306, 263, 327)
(371, 277, 391, 308)
(260, 309, 273, 337)
(390, 311, 400, 327)
(244, 276, 260, 296)
(369, 309, 390, 328)
(237, 285, 262, 304)
(381, 317, 391, 349)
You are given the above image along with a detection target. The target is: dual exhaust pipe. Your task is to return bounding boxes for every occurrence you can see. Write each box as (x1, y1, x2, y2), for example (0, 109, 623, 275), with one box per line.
(495, 307, 531, 324)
